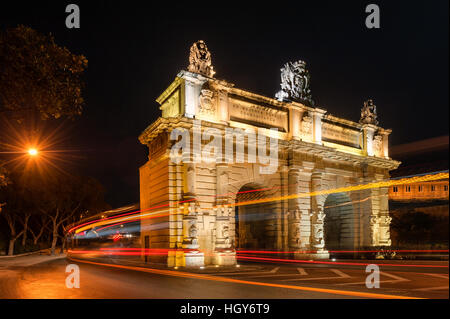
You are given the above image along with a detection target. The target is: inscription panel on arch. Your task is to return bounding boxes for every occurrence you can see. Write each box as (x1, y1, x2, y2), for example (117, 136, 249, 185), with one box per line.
(229, 98, 288, 132)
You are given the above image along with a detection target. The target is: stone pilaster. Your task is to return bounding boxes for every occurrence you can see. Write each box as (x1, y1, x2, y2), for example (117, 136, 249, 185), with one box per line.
(179, 200, 204, 267)
(307, 170, 329, 259)
(213, 162, 236, 265)
(379, 129, 391, 159)
(217, 89, 229, 124)
(362, 124, 377, 156)
(288, 167, 306, 250)
(312, 108, 326, 145)
(179, 71, 207, 119)
(287, 166, 301, 239)
(289, 107, 304, 140)
(369, 175, 392, 247)
(177, 161, 205, 268)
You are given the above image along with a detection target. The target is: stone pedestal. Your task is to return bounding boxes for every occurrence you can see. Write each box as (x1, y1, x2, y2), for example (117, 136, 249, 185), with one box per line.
(294, 251, 329, 260)
(180, 200, 205, 268)
(213, 249, 236, 266)
(213, 206, 236, 266)
(184, 250, 205, 268)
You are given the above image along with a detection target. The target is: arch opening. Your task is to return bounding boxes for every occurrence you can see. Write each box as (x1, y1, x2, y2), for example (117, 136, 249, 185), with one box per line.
(323, 193, 355, 251)
(234, 184, 276, 250)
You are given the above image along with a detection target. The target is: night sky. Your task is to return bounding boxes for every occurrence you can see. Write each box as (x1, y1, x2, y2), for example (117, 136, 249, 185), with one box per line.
(1, 1, 448, 207)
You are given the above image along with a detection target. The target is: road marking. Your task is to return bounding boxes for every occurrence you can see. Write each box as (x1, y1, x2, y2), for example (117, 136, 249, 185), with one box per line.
(381, 271, 410, 282)
(280, 269, 351, 282)
(330, 269, 351, 278)
(336, 271, 410, 286)
(413, 286, 449, 292)
(297, 268, 308, 275)
(68, 257, 421, 299)
(423, 273, 449, 279)
(219, 266, 279, 276)
(244, 273, 308, 278)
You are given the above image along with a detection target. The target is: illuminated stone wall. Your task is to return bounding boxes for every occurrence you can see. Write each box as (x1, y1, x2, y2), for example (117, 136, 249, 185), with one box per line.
(138, 42, 400, 267)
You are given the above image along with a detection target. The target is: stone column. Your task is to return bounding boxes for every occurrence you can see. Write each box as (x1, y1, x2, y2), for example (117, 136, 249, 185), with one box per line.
(359, 167, 391, 249)
(287, 162, 315, 259)
(378, 180, 392, 246)
(180, 72, 206, 119)
(217, 89, 229, 124)
(177, 161, 205, 268)
(289, 107, 304, 140)
(167, 160, 183, 268)
(312, 108, 326, 145)
(308, 171, 329, 259)
(362, 124, 377, 156)
(288, 167, 302, 250)
(380, 129, 391, 159)
(213, 162, 236, 266)
(310, 209, 326, 251)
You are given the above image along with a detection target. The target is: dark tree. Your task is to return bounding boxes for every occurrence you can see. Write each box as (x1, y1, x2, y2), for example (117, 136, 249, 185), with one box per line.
(0, 26, 89, 254)
(37, 174, 108, 255)
(0, 170, 108, 255)
(0, 173, 34, 255)
(0, 25, 88, 120)
(0, 163, 8, 212)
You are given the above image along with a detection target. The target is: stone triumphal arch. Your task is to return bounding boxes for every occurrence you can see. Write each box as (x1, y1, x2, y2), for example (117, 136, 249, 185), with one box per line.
(138, 40, 400, 267)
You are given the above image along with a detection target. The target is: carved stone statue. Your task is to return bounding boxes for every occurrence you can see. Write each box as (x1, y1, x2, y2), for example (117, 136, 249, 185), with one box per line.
(360, 99, 379, 125)
(199, 88, 215, 115)
(312, 225, 325, 249)
(300, 114, 312, 138)
(372, 134, 383, 156)
(222, 225, 230, 245)
(182, 215, 200, 250)
(369, 215, 380, 245)
(310, 210, 326, 249)
(275, 60, 314, 106)
(289, 224, 301, 248)
(189, 223, 198, 238)
(188, 40, 216, 78)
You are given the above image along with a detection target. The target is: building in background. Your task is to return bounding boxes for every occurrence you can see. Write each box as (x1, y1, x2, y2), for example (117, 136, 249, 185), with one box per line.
(388, 136, 449, 248)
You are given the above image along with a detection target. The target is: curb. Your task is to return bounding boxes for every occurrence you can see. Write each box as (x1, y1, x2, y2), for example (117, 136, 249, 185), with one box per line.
(0, 248, 52, 259)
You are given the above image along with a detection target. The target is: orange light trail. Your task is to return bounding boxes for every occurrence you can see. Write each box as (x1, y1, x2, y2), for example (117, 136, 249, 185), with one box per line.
(68, 172, 448, 236)
(229, 172, 449, 209)
(68, 198, 196, 233)
(94, 247, 449, 254)
(67, 248, 448, 268)
(67, 257, 422, 299)
(235, 255, 449, 268)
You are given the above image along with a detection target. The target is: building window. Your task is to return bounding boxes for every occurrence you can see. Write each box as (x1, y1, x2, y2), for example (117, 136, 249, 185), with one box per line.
(393, 186, 398, 193)
(405, 186, 411, 192)
(445, 185, 449, 192)
(418, 185, 423, 192)
(431, 185, 435, 191)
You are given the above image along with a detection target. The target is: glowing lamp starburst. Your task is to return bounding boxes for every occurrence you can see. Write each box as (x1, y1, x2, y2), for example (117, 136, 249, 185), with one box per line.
(28, 148, 38, 156)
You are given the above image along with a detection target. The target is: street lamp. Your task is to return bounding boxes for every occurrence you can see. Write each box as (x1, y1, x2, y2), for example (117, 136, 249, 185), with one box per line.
(27, 148, 38, 156)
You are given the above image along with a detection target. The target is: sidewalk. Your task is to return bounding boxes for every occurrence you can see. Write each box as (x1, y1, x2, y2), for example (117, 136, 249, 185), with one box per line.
(0, 252, 66, 268)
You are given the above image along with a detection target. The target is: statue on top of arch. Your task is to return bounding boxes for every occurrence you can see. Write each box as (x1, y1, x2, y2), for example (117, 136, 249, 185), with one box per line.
(359, 99, 379, 126)
(188, 40, 216, 78)
(275, 60, 315, 107)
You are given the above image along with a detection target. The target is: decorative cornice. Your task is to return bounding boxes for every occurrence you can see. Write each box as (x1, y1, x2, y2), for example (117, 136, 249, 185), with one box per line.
(156, 77, 184, 105)
(139, 116, 401, 171)
(287, 139, 401, 170)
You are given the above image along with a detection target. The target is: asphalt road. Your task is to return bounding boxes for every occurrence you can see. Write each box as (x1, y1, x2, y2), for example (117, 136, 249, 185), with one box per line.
(0, 255, 448, 299)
